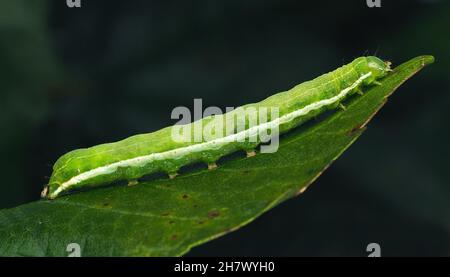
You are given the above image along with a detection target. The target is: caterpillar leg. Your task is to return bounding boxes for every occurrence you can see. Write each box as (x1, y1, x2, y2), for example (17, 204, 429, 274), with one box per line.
(246, 150, 257, 158)
(356, 87, 364, 95)
(168, 172, 178, 179)
(339, 103, 347, 111)
(373, 81, 382, 86)
(208, 163, 218, 170)
(128, 179, 139, 186)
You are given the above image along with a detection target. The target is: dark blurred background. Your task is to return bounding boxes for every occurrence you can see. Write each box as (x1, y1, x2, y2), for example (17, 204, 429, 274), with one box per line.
(0, 0, 449, 256)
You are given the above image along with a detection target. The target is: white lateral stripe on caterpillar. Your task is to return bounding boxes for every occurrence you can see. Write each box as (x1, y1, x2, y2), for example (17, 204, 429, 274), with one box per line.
(50, 72, 372, 199)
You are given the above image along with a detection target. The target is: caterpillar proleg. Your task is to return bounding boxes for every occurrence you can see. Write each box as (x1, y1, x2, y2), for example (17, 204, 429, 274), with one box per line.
(42, 56, 391, 199)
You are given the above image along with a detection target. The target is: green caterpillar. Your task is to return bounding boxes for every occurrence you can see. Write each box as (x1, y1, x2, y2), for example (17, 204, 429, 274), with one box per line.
(42, 56, 391, 199)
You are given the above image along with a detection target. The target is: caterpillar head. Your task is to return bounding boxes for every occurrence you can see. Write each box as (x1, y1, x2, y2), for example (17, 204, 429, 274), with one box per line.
(364, 56, 392, 84)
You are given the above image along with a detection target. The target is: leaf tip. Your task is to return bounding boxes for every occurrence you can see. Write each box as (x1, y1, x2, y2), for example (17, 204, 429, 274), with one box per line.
(420, 55, 435, 65)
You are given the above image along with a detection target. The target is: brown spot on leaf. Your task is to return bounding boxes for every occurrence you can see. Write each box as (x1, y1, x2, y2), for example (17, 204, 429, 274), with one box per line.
(349, 124, 363, 135)
(103, 203, 110, 207)
(182, 194, 189, 199)
(169, 221, 175, 224)
(208, 210, 220, 218)
(171, 235, 178, 240)
(198, 221, 205, 225)
(161, 212, 170, 216)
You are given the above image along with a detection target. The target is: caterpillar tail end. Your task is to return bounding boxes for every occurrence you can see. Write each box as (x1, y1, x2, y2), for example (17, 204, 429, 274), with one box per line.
(246, 150, 257, 158)
(40, 185, 49, 199)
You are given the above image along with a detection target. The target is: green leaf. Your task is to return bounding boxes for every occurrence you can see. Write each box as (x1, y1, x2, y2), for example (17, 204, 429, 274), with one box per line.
(0, 55, 434, 257)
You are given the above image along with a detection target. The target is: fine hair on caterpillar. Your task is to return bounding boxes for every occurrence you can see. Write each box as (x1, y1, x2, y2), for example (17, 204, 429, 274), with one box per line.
(42, 56, 392, 199)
